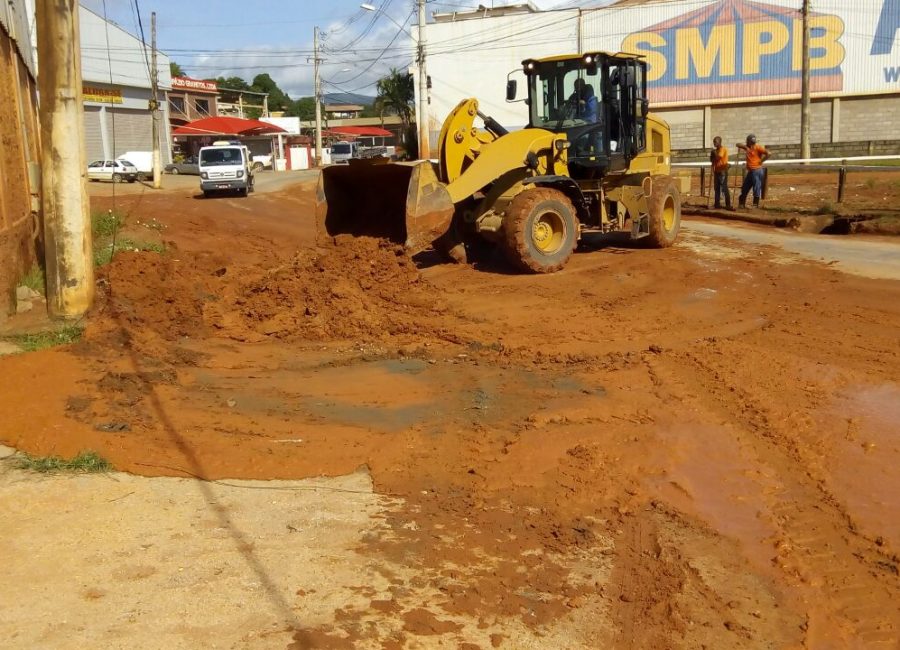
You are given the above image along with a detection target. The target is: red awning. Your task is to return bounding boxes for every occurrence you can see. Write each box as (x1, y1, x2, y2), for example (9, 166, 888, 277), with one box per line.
(325, 126, 393, 137)
(172, 116, 286, 136)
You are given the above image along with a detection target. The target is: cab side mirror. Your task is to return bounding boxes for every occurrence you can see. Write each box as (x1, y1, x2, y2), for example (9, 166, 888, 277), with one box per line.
(506, 79, 517, 101)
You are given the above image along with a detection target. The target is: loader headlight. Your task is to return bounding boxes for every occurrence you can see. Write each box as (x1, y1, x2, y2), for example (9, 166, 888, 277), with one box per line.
(584, 55, 593, 64)
(555, 140, 570, 151)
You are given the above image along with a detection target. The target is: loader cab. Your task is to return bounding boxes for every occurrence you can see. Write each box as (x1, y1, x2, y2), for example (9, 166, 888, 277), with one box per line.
(520, 53, 648, 175)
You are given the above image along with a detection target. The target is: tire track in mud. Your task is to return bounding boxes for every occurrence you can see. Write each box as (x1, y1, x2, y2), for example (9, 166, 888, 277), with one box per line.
(610, 511, 685, 650)
(668, 340, 900, 648)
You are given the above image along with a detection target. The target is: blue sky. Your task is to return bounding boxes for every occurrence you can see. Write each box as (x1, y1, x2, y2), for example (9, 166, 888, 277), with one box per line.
(80, 0, 604, 98)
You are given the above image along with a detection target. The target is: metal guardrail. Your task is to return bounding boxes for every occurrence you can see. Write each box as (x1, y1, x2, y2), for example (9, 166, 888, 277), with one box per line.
(673, 154, 900, 169)
(672, 155, 900, 204)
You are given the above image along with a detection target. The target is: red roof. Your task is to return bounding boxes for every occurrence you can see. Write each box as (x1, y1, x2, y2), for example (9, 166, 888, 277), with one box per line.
(326, 126, 393, 137)
(172, 116, 286, 136)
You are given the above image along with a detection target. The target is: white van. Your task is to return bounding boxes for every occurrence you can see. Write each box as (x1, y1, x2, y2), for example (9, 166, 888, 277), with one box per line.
(117, 151, 152, 180)
(198, 141, 254, 197)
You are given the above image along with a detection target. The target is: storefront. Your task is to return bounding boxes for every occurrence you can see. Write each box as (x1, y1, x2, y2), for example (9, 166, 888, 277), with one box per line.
(80, 5, 172, 163)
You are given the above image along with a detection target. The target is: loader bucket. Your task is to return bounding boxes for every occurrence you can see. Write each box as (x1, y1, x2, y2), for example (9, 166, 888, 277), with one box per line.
(315, 159, 454, 254)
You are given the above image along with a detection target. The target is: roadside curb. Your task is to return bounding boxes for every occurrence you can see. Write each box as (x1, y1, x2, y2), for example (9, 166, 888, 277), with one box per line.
(683, 206, 800, 228)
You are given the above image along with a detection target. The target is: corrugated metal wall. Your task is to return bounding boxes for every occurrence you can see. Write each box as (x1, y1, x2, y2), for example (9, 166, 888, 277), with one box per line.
(0, 0, 40, 320)
(84, 107, 104, 162)
(83, 107, 170, 164)
(109, 109, 154, 155)
(0, 0, 35, 77)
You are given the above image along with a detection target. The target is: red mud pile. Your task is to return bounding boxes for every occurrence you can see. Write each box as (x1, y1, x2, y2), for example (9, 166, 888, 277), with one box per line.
(88, 237, 461, 350)
(209, 236, 454, 343)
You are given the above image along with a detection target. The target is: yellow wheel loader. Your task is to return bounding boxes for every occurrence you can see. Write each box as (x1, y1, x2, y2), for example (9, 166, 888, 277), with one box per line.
(316, 51, 682, 273)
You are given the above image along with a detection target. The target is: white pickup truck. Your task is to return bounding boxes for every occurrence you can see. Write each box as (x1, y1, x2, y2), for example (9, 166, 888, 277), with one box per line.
(330, 141, 358, 165)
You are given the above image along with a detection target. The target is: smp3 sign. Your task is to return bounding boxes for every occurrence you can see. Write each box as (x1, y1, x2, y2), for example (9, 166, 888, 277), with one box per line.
(622, 0, 847, 102)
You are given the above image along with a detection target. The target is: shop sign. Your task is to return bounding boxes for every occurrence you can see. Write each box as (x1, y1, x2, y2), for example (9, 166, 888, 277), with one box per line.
(83, 86, 124, 104)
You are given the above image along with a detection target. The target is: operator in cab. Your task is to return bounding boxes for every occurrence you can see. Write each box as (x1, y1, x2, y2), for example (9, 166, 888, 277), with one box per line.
(568, 78, 599, 123)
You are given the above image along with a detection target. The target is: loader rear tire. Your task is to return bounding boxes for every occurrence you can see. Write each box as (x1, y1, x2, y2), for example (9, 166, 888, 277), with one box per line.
(645, 175, 681, 248)
(503, 188, 578, 274)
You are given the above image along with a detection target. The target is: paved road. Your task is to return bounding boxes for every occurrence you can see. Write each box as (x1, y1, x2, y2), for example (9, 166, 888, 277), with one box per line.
(683, 218, 900, 281)
(87, 169, 318, 197)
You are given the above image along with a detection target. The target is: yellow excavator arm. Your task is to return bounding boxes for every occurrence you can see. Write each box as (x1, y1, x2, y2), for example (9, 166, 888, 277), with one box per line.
(436, 98, 570, 204)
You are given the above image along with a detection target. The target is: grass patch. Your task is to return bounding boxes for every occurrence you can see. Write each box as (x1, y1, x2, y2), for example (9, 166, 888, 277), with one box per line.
(15, 450, 112, 473)
(7, 324, 83, 352)
(94, 238, 166, 267)
(92, 209, 126, 238)
(865, 178, 877, 190)
(20, 264, 45, 295)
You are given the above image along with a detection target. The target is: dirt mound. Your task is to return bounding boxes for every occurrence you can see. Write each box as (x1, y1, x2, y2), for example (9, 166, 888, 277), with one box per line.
(97, 251, 212, 340)
(85, 236, 462, 353)
(79, 251, 220, 363)
(208, 236, 458, 343)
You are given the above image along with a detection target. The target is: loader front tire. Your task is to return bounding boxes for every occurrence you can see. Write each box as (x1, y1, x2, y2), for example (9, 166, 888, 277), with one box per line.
(503, 188, 578, 274)
(645, 175, 681, 248)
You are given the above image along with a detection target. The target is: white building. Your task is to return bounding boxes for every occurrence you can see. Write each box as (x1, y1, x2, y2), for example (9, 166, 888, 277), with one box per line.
(79, 4, 172, 163)
(420, 0, 900, 156)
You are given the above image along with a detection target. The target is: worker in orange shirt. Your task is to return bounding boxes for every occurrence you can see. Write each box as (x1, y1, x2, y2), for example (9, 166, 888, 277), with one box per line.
(736, 134, 770, 208)
(710, 136, 732, 210)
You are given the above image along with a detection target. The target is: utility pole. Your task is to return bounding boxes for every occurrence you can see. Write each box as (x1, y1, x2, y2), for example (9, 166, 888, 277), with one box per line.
(150, 12, 161, 188)
(417, 0, 430, 160)
(314, 26, 323, 167)
(577, 8, 583, 55)
(800, 0, 811, 160)
(36, 0, 94, 318)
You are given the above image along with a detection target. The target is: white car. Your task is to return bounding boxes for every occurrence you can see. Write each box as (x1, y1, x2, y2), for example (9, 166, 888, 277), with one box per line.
(87, 159, 138, 183)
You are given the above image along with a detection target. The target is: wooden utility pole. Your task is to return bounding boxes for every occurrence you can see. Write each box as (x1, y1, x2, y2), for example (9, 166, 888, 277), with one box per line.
(416, 0, 430, 160)
(800, 0, 811, 160)
(36, 0, 94, 318)
(150, 11, 162, 188)
(313, 26, 323, 166)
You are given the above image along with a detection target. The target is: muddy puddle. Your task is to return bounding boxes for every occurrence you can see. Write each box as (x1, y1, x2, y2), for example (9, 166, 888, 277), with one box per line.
(821, 382, 900, 546)
(644, 422, 783, 571)
(183, 353, 609, 437)
(284, 357, 607, 434)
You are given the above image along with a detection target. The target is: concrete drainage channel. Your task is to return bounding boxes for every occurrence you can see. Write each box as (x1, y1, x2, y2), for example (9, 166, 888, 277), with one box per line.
(684, 206, 898, 236)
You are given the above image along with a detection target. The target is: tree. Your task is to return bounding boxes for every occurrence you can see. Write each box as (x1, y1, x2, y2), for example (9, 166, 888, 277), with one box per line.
(374, 68, 414, 148)
(288, 97, 316, 120)
(215, 76, 251, 103)
(251, 73, 291, 113)
(170, 61, 185, 77)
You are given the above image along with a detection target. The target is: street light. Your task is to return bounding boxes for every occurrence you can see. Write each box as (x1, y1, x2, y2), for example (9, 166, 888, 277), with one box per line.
(359, 3, 410, 31)
(360, 1, 430, 159)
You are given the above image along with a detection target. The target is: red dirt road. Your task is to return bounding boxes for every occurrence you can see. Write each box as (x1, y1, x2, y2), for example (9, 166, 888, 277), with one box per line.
(2, 176, 899, 648)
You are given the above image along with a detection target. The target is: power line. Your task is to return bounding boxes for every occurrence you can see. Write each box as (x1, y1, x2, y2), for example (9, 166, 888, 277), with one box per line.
(332, 9, 415, 84)
(326, 0, 396, 53)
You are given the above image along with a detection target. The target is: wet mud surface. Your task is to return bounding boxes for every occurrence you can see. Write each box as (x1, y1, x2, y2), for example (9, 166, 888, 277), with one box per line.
(1, 178, 899, 647)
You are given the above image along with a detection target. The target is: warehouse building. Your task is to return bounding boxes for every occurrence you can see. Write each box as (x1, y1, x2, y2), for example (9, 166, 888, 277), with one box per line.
(423, 0, 900, 157)
(79, 5, 172, 163)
